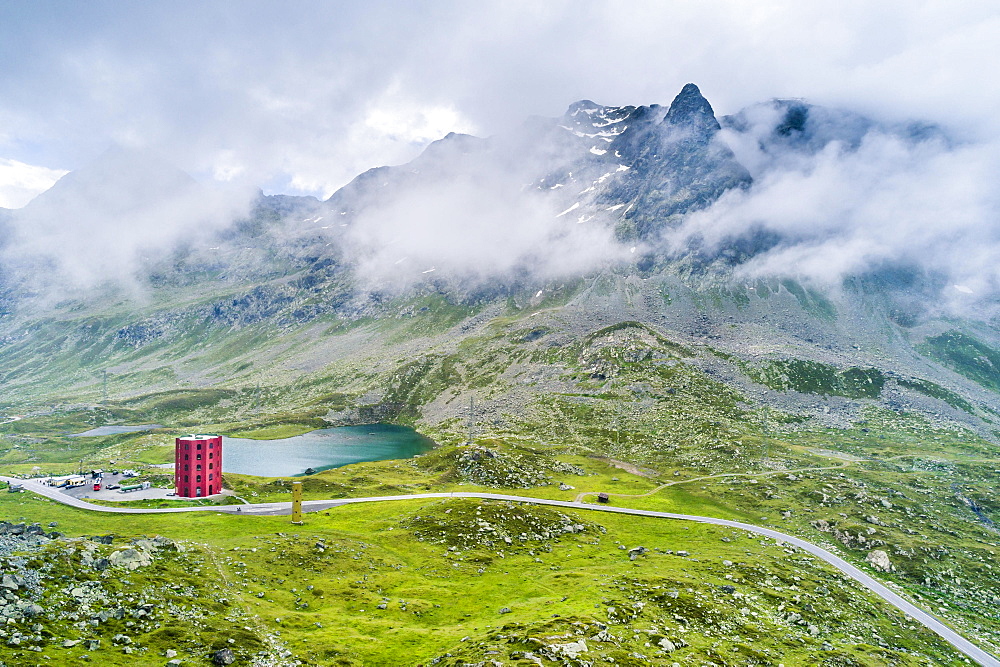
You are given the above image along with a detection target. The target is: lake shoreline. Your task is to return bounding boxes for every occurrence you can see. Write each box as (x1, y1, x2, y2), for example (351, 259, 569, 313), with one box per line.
(220, 423, 434, 477)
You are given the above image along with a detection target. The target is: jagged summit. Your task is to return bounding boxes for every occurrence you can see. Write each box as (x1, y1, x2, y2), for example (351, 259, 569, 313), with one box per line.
(663, 83, 721, 133)
(565, 99, 602, 116)
(414, 132, 487, 162)
(318, 83, 753, 244)
(0, 84, 996, 475)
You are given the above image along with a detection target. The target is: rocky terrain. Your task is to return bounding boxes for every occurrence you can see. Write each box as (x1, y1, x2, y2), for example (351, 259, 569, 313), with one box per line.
(0, 86, 994, 476)
(0, 521, 294, 666)
(0, 82, 996, 665)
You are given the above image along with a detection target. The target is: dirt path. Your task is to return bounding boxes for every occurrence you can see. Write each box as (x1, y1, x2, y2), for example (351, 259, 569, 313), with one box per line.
(573, 458, 860, 503)
(571, 450, 935, 504)
(591, 456, 658, 478)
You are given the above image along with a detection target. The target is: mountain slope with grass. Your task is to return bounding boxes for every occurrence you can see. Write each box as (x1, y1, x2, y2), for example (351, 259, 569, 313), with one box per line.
(0, 83, 998, 665)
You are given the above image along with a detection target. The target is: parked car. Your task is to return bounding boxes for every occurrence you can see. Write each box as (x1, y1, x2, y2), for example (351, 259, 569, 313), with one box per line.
(106, 484, 120, 490)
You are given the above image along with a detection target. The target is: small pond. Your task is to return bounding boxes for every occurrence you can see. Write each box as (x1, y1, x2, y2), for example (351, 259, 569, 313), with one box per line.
(69, 424, 163, 437)
(221, 424, 435, 477)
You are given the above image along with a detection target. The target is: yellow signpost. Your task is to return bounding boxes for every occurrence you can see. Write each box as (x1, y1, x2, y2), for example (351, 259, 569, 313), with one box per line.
(291, 481, 303, 524)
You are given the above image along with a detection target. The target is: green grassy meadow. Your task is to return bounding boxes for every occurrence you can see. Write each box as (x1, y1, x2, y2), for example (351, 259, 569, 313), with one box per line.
(0, 488, 975, 666)
(0, 304, 998, 665)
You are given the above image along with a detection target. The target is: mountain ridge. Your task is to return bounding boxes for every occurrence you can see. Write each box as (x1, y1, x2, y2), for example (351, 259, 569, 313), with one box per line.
(1, 82, 1000, 667)
(0, 84, 995, 451)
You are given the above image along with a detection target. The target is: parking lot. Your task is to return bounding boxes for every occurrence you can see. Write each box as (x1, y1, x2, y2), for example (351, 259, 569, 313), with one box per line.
(53, 471, 178, 502)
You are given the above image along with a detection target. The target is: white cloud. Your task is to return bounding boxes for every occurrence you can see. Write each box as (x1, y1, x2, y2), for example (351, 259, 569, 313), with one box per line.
(2, 1, 997, 200)
(0, 158, 68, 208)
(3, 149, 255, 294)
(210, 150, 247, 182)
(0, 0, 997, 308)
(362, 83, 476, 146)
(665, 115, 1000, 307)
(345, 171, 628, 290)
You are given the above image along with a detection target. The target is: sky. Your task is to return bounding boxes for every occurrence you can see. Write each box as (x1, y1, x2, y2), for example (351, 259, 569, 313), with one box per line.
(1, 0, 999, 311)
(1, 0, 998, 208)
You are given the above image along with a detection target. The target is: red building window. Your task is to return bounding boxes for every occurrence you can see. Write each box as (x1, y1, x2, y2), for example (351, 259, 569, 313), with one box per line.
(197, 475, 202, 482)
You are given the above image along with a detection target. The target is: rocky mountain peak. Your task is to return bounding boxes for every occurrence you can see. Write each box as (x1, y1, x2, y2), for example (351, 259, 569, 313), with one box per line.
(662, 83, 721, 134)
(564, 100, 603, 117)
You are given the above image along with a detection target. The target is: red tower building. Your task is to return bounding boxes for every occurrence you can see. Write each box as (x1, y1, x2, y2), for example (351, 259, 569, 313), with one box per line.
(174, 434, 222, 498)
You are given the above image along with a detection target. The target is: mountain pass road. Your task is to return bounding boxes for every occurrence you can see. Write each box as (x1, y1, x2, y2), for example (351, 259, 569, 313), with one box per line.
(3, 476, 998, 667)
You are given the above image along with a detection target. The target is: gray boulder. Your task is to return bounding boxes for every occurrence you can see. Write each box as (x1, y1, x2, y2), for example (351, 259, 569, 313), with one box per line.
(866, 549, 895, 573)
(109, 548, 152, 570)
(212, 647, 236, 665)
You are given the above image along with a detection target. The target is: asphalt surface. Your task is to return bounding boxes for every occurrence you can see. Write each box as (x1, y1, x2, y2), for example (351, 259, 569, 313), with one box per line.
(57, 472, 177, 502)
(2, 475, 998, 666)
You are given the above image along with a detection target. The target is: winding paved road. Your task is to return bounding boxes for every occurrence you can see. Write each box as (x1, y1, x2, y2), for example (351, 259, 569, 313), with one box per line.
(3, 475, 998, 667)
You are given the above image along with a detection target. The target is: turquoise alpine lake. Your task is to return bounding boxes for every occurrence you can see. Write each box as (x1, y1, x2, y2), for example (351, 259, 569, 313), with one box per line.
(221, 424, 435, 477)
(69, 424, 163, 437)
